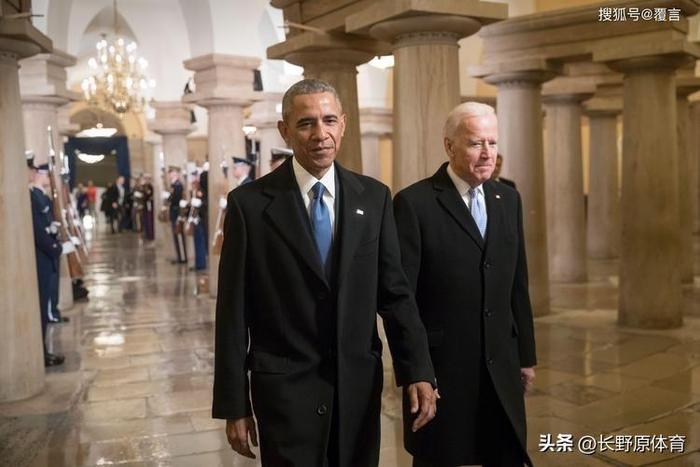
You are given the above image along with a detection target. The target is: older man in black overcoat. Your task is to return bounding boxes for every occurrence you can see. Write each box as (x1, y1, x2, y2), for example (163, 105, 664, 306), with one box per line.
(394, 102, 537, 467)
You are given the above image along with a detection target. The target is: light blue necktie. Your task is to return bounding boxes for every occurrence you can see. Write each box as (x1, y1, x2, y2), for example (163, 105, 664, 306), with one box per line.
(468, 187, 487, 238)
(310, 182, 332, 266)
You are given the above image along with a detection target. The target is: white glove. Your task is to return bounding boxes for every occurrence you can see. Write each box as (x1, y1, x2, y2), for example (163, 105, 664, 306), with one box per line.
(179, 200, 188, 208)
(70, 235, 81, 246)
(162, 191, 171, 200)
(219, 197, 227, 209)
(190, 197, 202, 208)
(134, 191, 143, 198)
(61, 241, 76, 254)
(49, 221, 60, 234)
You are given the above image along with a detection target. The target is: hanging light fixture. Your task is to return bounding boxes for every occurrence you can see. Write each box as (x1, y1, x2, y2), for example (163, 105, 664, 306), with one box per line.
(81, 0, 155, 114)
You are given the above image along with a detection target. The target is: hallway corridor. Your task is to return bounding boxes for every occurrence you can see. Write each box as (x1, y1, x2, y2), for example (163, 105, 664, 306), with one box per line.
(1, 228, 700, 466)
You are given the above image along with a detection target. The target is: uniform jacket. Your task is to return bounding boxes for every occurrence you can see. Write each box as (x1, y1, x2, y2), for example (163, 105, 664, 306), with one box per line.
(213, 158, 434, 467)
(393, 163, 536, 466)
(30, 186, 61, 272)
(169, 180, 183, 222)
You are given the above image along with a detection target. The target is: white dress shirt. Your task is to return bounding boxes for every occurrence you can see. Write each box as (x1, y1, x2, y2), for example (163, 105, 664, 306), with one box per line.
(446, 163, 487, 215)
(292, 157, 337, 236)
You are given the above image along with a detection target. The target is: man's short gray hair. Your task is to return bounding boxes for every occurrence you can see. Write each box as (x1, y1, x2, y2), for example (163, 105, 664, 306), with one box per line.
(443, 102, 496, 139)
(281, 78, 343, 122)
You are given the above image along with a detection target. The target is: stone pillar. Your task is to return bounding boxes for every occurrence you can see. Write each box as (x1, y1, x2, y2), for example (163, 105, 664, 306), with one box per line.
(0, 20, 52, 402)
(676, 88, 694, 283)
(20, 50, 81, 313)
(183, 54, 260, 297)
(607, 55, 692, 328)
(692, 100, 700, 233)
(477, 68, 557, 317)
(347, 3, 506, 189)
(359, 107, 392, 182)
(246, 92, 285, 177)
(149, 102, 194, 261)
(543, 93, 590, 283)
(583, 97, 621, 260)
(268, 33, 387, 174)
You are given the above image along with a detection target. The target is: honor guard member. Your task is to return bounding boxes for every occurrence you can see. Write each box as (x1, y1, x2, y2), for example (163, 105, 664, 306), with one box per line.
(27, 153, 72, 366)
(232, 156, 254, 187)
(142, 173, 155, 240)
(492, 153, 516, 189)
(270, 147, 293, 172)
(168, 166, 187, 264)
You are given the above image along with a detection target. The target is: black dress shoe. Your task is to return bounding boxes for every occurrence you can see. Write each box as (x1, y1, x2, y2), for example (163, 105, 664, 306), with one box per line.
(44, 353, 65, 367)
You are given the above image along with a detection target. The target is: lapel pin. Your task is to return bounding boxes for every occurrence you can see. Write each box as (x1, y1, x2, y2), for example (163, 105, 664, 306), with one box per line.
(495, 194, 501, 199)
(356, 209, 364, 215)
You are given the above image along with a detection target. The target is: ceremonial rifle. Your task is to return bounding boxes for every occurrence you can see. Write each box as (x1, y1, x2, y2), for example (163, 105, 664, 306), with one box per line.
(47, 126, 83, 278)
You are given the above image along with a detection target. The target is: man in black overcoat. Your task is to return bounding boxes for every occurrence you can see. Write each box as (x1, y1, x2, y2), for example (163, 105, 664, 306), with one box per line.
(394, 102, 537, 467)
(213, 78, 437, 467)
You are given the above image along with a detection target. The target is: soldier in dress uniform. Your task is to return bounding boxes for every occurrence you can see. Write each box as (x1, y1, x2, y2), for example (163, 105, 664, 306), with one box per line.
(168, 166, 187, 264)
(142, 173, 155, 240)
(232, 156, 254, 186)
(188, 166, 207, 271)
(27, 152, 72, 366)
(270, 147, 293, 172)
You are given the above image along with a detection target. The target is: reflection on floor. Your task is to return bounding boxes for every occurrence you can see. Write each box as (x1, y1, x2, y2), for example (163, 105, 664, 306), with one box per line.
(1, 229, 699, 466)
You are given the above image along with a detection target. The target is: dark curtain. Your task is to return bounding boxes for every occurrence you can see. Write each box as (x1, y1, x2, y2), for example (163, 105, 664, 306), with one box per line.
(64, 136, 130, 190)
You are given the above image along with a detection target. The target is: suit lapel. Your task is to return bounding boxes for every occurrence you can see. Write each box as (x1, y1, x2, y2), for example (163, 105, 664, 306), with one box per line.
(335, 163, 366, 284)
(263, 159, 329, 287)
(483, 180, 505, 253)
(433, 163, 484, 250)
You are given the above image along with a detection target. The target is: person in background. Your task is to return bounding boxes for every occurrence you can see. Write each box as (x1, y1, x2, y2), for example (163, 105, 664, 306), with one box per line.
(231, 157, 254, 187)
(269, 147, 293, 172)
(492, 153, 516, 189)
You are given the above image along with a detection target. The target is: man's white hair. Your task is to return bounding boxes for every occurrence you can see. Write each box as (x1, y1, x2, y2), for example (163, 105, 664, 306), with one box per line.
(443, 102, 496, 139)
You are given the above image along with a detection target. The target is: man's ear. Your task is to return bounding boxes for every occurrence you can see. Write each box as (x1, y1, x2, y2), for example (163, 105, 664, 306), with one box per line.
(444, 137, 453, 158)
(277, 120, 289, 143)
(340, 113, 347, 137)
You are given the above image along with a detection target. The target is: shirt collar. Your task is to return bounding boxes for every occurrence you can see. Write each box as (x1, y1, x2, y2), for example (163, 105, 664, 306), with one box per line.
(292, 156, 336, 200)
(446, 163, 483, 197)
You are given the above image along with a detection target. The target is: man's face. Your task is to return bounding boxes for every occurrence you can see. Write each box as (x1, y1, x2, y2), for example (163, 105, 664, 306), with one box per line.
(232, 163, 249, 179)
(278, 92, 346, 177)
(445, 114, 498, 187)
(117, 176, 125, 185)
(169, 171, 179, 183)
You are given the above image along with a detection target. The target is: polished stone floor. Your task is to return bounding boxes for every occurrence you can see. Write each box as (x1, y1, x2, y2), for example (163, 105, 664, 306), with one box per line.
(1, 226, 700, 467)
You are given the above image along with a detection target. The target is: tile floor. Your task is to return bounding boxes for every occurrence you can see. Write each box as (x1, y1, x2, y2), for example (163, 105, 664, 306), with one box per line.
(1, 228, 699, 466)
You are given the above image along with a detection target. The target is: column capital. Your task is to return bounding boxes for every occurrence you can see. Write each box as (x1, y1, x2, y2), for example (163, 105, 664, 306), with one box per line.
(148, 101, 195, 136)
(346, 0, 506, 42)
(246, 92, 283, 130)
(676, 75, 700, 98)
(604, 52, 697, 75)
(583, 96, 622, 118)
(543, 77, 596, 104)
(183, 53, 260, 106)
(359, 107, 392, 136)
(19, 49, 81, 102)
(0, 17, 51, 60)
(472, 57, 559, 87)
(267, 31, 386, 68)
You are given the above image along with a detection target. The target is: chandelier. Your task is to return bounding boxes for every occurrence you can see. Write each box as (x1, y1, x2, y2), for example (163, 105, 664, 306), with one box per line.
(81, 0, 155, 114)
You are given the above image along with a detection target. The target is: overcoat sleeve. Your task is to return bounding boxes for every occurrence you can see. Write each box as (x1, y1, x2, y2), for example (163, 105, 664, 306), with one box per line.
(377, 187, 435, 387)
(212, 192, 252, 419)
(511, 192, 537, 367)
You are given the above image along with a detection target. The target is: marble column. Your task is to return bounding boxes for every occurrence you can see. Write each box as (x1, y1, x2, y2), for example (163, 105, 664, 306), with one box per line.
(676, 86, 695, 283)
(20, 50, 81, 313)
(246, 92, 285, 177)
(583, 101, 621, 260)
(368, 17, 481, 189)
(183, 54, 259, 297)
(268, 33, 387, 174)
(608, 55, 691, 329)
(359, 107, 392, 182)
(149, 102, 194, 261)
(480, 69, 556, 317)
(347, 1, 506, 189)
(543, 93, 589, 283)
(692, 100, 700, 233)
(0, 26, 52, 402)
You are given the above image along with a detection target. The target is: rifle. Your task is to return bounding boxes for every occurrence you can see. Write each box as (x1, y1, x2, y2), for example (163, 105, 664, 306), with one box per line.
(60, 152, 89, 264)
(47, 126, 83, 278)
(157, 152, 169, 223)
(211, 155, 228, 255)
